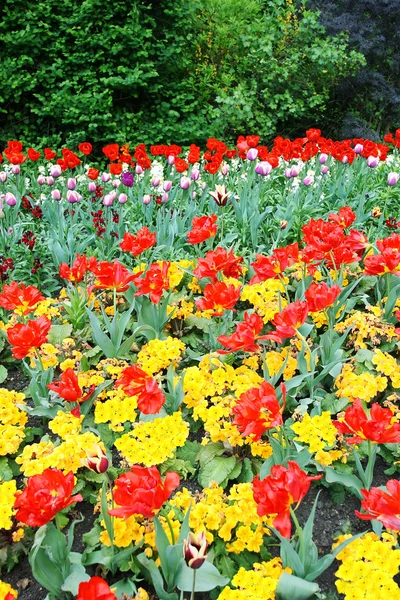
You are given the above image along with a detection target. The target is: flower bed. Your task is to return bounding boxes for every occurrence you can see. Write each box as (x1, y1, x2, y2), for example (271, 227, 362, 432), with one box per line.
(0, 129, 400, 600)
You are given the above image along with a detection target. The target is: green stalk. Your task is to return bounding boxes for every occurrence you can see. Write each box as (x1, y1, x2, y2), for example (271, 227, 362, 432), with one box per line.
(190, 569, 196, 600)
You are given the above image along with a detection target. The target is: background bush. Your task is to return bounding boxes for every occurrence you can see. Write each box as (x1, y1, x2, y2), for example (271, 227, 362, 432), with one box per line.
(0, 0, 381, 149)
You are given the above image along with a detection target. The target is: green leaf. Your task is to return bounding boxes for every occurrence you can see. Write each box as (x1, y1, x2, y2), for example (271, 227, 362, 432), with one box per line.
(196, 442, 225, 467)
(176, 560, 229, 592)
(0, 458, 13, 481)
(48, 323, 73, 345)
(275, 572, 320, 600)
(198, 456, 237, 488)
(0, 365, 7, 384)
(324, 467, 362, 498)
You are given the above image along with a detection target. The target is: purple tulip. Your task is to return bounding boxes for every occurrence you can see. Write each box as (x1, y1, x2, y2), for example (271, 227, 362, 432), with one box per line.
(151, 176, 161, 187)
(319, 153, 328, 164)
(221, 164, 229, 176)
(135, 165, 144, 175)
(284, 168, 292, 178)
(112, 179, 121, 188)
(180, 176, 191, 190)
(143, 194, 151, 205)
(321, 166, 330, 175)
(192, 192, 197, 200)
(341, 155, 349, 164)
(37, 175, 46, 185)
(247, 148, 258, 161)
(255, 161, 272, 176)
(367, 156, 379, 168)
(51, 189, 61, 200)
(354, 143, 364, 154)
(302, 176, 314, 186)
(88, 181, 97, 192)
(103, 194, 114, 207)
(67, 190, 81, 204)
(191, 168, 200, 181)
(121, 171, 134, 187)
(67, 177, 76, 190)
(163, 180, 172, 192)
(118, 193, 128, 204)
(0, 172, 7, 183)
(168, 155, 175, 165)
(50, 165, 62, 178)
(290, 165, 300, 178)
(5, 192, 16, 206)
(101, 172, 111, 183)
(161, 192, 169, 203)
(46, 176, 54, 186)
(12, 165, 20, 175)
(388, 172, 399, 186)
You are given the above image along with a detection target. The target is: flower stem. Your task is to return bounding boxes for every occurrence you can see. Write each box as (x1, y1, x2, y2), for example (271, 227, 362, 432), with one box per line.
(164, 513, 176, 546)
(191, 569, 196, 600)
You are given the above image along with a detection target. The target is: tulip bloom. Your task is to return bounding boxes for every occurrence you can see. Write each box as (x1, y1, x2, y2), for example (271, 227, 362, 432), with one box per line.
(83, 443, 109, 474)
(0, 281, 44, 315)
(267, 301, 309, 344)
(7, 315, 52, 359)
(252, 462, 322, 538)
(187, 214, 218, 245)
(115, 364, 165, 414)
(217, 312, 269, 353)
(195, 281, 241, 315)
(356, 480, 400, 530)
(328, 206, 356, 229)
(194, 247, 243, 282)
(59, 254, 97, 283)
(133, 261, 170, 304)
(47, 368, 95, 405)
(90, 260, 136, 292)
(209, 185, 230, 207)
(233, 382, 285, 440)
(119, 227, 157, 256)
(304, 282, 341, 312)
(250, 243, 299, 283)
(108, 465, 180, 519)
(184, 532, 208, 569)
(13, 469, 83, 527)
(334, 398, 400, 444)
(77, 576, 117, 600)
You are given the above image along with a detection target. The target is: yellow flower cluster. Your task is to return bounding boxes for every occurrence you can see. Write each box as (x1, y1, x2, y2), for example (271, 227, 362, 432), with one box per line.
(291, 412, 342, 466)
(0, 389, 27, 456)
(335, 364, 387, 402)
(136, 336, 186, 375)
(115, 412, 189, 466)
(373, 350, 400, 387)
(217, 558, 291, 600)
(166, 296, 195, 320)
(167, 259, 194, 289)
(95, 388, 138, 431)
(264, 348, 297, 381)
(33, 297, 61, 319)
(0, 480, 17, 530)
(335, 306, 396, 349)
(334, 532, 400, 599)
(0, 580, 18, 599)
(49, 411, 84, 439)
(240, 279, 287, 323)
(16, 431, 102, 476)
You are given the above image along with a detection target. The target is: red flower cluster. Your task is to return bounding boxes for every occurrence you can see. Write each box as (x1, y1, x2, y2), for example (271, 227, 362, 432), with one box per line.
(90, 260, 135, 292)
(13, 469, 82, 527)
(250, 243, 299, 283)
(108, 465, 180, 519)
(334, 398, 400, 444)
(252, 461, 322, 538)
(195, 281, 241, 315)
(133, 261, 170, 303)
(233, 382, 285, 440)
(115, 364, 165, 414)
(120, 226, 157, 256)
(267, 300, 309, 344)
(364, 233, 400, 276)
(356, 479, 400, 530)
(7, 315, 51, 359)
(0, 281, 44, 315)
(59, 254, 97, 283)
(187, 214, 218, 245)
(304, 282, 341, 312)
(217, 312, 268, 353)
(194, 247, 243, 282)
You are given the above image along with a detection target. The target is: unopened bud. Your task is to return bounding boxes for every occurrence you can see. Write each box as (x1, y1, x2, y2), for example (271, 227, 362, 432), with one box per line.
(280, 220, 288, 230)
(12, 165, 20, 175)
(191, 168, 200, 181)
(255, 161, 272, 176)
(135, 165, 144, 175)
(221, 164, 229, 176)
(88, 181, 97, 192)
(367, 155, 379, 168)
(180, 176, 191, 190)
(163, 180, 172, 192)
(101, 172, 111, 183)
(37, 175, 46, 185)
(84, 444, 109, 474)
(50, 164, 62, 178)
(183, 531, 208, 570)
(354, 143, 364, 154)
(118, 193, 128, 204)
(0, 171, 7, 183)
(103, 194, 114, 207)
(67, 177, 76, 190)
(247, 148, 258, 161)
(143, 194, 151, 205)
(319, 153, 328, 164)
(51, 189, 61, 201)
(387, 172, 399, 186)
(151, 176, 161, 187)
(5, 193, 16, 206)
(371, 206, 382, 218)
(168, 155, 175, 165)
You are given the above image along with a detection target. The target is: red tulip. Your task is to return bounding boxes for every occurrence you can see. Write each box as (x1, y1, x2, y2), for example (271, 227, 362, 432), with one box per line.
(328, 206, 356, 228)
(0, 281, 44, 315)
(90, 260, 135, 292)
(78, 142, 93, 156)
(77, 576, 117, 600)
(195, 281, 241, 315)
(108, 465, 180, 519)
(13, 469, 83, 527)
(334, 398, 400, 444)
(7, 315, 51, 359)
(217, 312, 269, 353)
(115, 364, 165, 414)
(250, 243, 299, 283)
(233, 382, 285, 440)
(133, 261, 170, 304)
(252, 461, 322, 538)
(186, 214, 218, 245)
(364, 251, 400, 276)
(267, 300, 309, 344)
(194, 247, 243, 282)
(120, 226, 157, 256)
(59, 254, 97, 283)
(304, 282, 341, 312)
(46, 368, 91, 403)
(356, 480, 400, 530)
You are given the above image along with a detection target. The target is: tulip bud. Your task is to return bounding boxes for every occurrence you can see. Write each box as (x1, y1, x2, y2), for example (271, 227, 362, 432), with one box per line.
(8, 227, 13, 234)
(247, 148, 258, 161)
(319, 153, 328, 164)
(143, 194, 151, 205)
(161, 192, 169, 203)
(289, 165, 300, 178)
(5, 193, 16, 206)
(302, 175, 314, 186)
(151, 176, 161, 187)
(88, 181, 97, 192)
(46, 176, 54, 186)
(67, 190, 81, 204)
(201, 181, 207, 190)
(103, 194, 113, 206)
(192, 192, 197, 200)
(101, 172, 111, 183)
(0, 171, 8, 183)
(371, 206, 382, 218)
(50, 164, 62, 178)
(84, 444, 109, 474)
(163, 180, 172, 192)
(321, 166, 329, 175)
(354, 143, 364, 154)
(168, 154, 175, 165)
(67, 177, 76, 190)
(191, 168, 200, 181)
(367, 155, 379, 168)
(221, 164, 229, 176)
(280, 220, 288, 230)
(135, 164, 144, 175)
(284, 167, 292, 178)
(180, 176, 191, 190)
(387, 172, 399, 186)
(255, 161, 272, 176)
(112, 179, 121, 188)
(183, 532, 208, 570)
(37, 175, 46, 185)
(12, 165, 20, 175)
(341, 155, 349, 164)
(51, 189, 61, 201)
(118, 193, 128, 204)
(108, 190, 117, 201)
